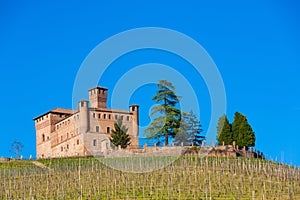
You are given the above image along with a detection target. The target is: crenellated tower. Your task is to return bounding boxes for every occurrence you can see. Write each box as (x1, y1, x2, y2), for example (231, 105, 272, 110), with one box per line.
(89, 86, 108, 108)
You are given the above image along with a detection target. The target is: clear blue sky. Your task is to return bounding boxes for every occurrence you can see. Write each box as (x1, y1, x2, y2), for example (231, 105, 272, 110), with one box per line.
(0, 1, 299, 165)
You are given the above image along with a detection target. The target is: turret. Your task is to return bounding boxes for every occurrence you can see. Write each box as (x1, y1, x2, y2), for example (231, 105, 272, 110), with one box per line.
(78, 100, 89, 133)
(129, 104, 139, 137)
(89, 86, 108, 108)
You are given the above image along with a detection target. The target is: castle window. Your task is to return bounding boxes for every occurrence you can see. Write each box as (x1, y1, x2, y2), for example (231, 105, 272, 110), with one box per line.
(103, 114, 106, 119)
(98, 114, 101, 118)
(67, 144, 69, 149)
(47, 136, 49, 140)
(93, 139, 97, 146)
(107, 127, 110, 134)
(132, 107, 135, 111)
(115, 115, 118, 120)
(81, 102, 84, 107)
(93, 113, 95, 118)
(42, 134, 45, 142)
(108, 114, 111, 119)
(96, 126, 99, 132)
(77, 140, 79, 145)
(61, 147, 63, 152)
(127, 116, 130, 121)
(120, 116, 124, 120)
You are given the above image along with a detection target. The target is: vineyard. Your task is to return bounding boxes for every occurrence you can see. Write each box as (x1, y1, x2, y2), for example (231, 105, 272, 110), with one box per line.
(0, 156, 299, 199)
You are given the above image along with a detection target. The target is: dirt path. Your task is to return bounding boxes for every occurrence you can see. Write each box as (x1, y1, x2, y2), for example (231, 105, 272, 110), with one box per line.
(31, 161, 54, 172)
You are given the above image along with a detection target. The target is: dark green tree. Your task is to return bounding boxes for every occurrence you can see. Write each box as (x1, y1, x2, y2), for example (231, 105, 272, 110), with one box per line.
(110, 119, 131, 149)
(232, 112, 255, 148)
(174, 111, 205, 146)
(193, 126, 205, 146)
(145, 80, 181, 146)
(216, 114, 233, 145)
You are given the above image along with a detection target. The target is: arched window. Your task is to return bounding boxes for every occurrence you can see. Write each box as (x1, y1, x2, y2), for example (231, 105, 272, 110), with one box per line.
(42, 134, 45, 142)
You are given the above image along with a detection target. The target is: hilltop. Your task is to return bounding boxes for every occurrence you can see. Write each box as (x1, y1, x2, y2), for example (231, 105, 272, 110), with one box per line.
(0, 156, 299, 199)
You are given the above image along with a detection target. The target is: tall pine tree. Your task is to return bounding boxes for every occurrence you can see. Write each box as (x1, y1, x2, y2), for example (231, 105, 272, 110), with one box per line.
(232, 112, 255, 148)
(173, 111, 205, 146)
(145, 80, 181, 146)
(110, 119, 131, 149)
(216, 114, 233, 145)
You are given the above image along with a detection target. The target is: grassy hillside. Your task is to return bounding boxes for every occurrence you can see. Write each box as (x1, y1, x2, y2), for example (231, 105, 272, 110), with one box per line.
(0, 156, 299, 199)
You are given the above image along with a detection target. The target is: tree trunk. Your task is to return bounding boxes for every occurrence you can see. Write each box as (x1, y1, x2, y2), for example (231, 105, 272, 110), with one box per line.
(165, 133, 168, 146)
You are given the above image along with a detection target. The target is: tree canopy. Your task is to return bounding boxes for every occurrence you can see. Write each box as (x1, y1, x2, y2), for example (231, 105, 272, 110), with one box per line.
(145, 80, 181, 146)
(110, 119, 131, 149)
(174, 111, 205, 146)
(10, 140, 24, 158)
(216, 112, 255, 148)
(232, 112, 255, 148)
(216, 114, 233, 145)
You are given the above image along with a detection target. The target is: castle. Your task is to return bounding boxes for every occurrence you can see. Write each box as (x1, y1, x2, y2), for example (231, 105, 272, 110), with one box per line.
(33, 86, 139, 159)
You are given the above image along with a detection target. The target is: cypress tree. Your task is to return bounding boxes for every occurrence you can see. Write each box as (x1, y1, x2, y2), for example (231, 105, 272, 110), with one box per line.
(216, 114, 233, 145)
(232, 112, 255, 148)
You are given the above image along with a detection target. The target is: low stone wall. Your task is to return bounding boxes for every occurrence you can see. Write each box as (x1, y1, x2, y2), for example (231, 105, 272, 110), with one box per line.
(0, 157, 11, 163)
(81, 141, 264, 159)
(105, 146, 187, 158)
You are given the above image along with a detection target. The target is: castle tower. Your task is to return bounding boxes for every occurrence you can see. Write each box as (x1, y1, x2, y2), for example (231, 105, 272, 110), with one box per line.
(78, 100, 89, 133)
(129, 104, 139, 148)
(89, 86, 108, 108)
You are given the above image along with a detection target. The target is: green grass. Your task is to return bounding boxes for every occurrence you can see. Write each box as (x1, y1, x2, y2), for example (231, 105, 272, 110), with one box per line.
(0, 156, 299, 199)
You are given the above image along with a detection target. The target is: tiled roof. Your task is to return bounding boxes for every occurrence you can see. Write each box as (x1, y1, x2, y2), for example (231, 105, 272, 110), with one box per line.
(33, 108, 76, 120)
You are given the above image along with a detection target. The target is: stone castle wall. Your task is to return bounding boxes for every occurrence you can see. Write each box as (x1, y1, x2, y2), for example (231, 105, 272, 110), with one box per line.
(34, 86, 139, 159)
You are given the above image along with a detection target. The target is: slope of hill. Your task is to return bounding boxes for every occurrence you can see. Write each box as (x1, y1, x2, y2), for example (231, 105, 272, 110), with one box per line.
(0, 156, 299, 199)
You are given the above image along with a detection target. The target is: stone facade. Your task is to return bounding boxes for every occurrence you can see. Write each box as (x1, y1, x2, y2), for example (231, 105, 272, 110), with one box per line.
(33, 86, 139, 159)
